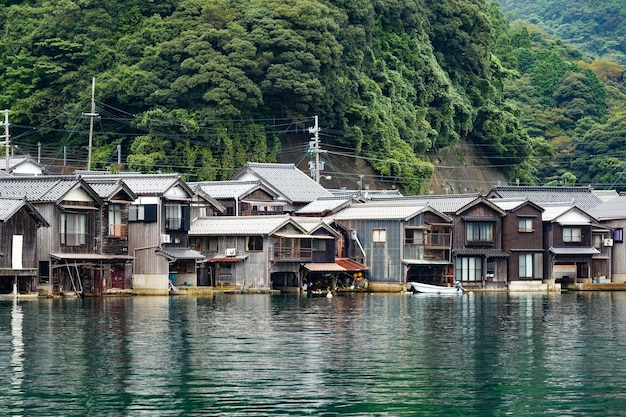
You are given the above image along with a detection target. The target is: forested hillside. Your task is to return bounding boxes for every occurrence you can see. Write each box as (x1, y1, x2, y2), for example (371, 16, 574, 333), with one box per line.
(0, 0, 536, 193)
(1, 0, 625, 192)
(499, 0, 626, 65)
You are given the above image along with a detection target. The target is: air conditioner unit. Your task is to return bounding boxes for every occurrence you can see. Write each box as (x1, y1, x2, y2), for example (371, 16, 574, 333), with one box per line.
(225, 248, 237, 257)
(604, 238, 614, 247)
(160, 234, 171, 244)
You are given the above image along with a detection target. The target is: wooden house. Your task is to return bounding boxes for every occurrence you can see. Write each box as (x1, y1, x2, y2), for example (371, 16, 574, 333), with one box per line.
(82, 173, 205, 295)
(0, 176, 104, 296)
(327, 201, 452, 292)
(0, 197, 48, 296)
(191, 180, 280, 216)
(491, 199, 548, 291)
(190, 215, 314, 290)
(230, 163, 334, 212)
(83, 178, 137, 294)
(541, 203, 610, 286)
(452, 196, 508, 290)
(291, 216, 368, 292)
(589, 195, 626, 283)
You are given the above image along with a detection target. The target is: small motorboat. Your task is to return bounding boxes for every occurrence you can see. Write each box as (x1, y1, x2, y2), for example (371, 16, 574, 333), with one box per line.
(407, 281, 465, 294)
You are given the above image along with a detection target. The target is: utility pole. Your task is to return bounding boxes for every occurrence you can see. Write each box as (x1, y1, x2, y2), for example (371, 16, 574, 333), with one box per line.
(83, 77, 98, 171)
(308, 115, 325, 183)
(2, 109, 9, 173)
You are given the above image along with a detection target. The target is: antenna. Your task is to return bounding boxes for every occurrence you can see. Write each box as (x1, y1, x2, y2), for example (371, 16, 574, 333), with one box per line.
(308, 115, 326, 183)
(83, 78, 99, 171)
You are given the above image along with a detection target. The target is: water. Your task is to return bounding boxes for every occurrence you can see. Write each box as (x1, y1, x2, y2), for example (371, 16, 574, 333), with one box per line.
(2, 292, 626, 416)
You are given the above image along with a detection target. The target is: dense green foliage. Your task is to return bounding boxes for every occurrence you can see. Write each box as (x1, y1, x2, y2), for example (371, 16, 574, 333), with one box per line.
(499, 0, 626, 65)
(4, 0, 625, 191)
(0, 0, 533, 192)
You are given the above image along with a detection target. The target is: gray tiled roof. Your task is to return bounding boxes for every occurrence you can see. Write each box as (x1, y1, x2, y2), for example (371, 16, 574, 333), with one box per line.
(0, 197, 27, 221)
(0, 176, 84, 202)
(0, 196, 48, 225)
(588, 195, 626, 220)
(490, 198, 529, 211)
(294, 197, 351, 215)
(329, 202, 431, 221)
(328, 189, 403, 199)
(233, 163, 333, 203)
(191, 180, 265, 199)
(488, 186, 603, 211)
(549, 246, 600, 255)
(367, 194, 479, 214)
(81, 173, 186, 196)
(83, 178, 137, 201)
(190, 214, 300, 236)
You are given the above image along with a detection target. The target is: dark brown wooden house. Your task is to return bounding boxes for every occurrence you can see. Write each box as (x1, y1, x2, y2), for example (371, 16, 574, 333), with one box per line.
(452, 196, 508, 289)
(492, 199, 548, 290)
(0, 197, 48, 296)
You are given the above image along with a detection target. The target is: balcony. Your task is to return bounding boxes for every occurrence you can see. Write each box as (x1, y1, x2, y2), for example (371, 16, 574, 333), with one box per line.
(272, 246, 312, 261)
(108, 223, 127, 238)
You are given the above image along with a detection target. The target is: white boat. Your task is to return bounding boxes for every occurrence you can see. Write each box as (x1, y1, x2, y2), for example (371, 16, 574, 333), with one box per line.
(408, 281, 464, 294)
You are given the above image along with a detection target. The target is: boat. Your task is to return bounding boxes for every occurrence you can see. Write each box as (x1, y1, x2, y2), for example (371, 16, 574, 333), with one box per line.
(407, 281, 465, 294)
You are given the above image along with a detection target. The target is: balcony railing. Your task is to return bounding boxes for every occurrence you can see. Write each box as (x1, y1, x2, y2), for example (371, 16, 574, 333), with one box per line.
(108, 223, 127, 238)
(272, 246, 312, 261)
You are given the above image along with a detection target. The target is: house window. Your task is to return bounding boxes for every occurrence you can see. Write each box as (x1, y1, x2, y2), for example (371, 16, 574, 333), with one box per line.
(405, 229, 424, 244)
(247, 236, 263, 251)
(129, 204, 157, 222)
(456, 257, 482, 281)
(108, 204, 126, 237)
(519, 253, 533, 278)
(312, 239, 327, 252)
(61, 212, 87, 246)
(220, 264, 232, 275)
(190, 237, 218, 252)
(165, 202, 185, 231)
(373, 229, 386, 243)
(614, 228, 623, 243)
(466, 222, 493, 243)
(563, 227, 582, 242)
(518, 218, 534, 232)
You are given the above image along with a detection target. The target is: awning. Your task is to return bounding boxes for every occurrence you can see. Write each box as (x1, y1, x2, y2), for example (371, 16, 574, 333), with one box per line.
(303, 258, 369, 273)
(50, 253, 135, 261)
(303, 263, 346, 272)
(549, 246, 600, 255)
(208, 256, 247, 263)
(155, 247, 206, 261)
(273, 232, 318, 239)
(461, 216, 498, 222)
(402, 259, 452, 265)
(59, 204, 99, 210)
(335, 258, 369, 271)
(453, 249, 509, 258)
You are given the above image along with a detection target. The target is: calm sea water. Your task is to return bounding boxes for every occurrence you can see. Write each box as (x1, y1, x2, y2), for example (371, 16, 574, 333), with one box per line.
(1, 292, 626, 416)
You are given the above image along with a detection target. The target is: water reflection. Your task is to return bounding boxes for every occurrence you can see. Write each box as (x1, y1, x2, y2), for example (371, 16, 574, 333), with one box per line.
(1, 292, 626, 416)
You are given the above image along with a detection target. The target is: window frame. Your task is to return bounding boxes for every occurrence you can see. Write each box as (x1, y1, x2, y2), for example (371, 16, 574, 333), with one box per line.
(247, 235, 264, 251)
(372, 229, 387, 243)
(465, 222, 494, 243)
(519, 253, 534, 278)
(60, 211, 88, 246)
(563, 227, 582, 243)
